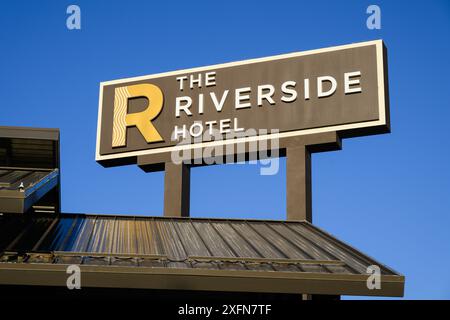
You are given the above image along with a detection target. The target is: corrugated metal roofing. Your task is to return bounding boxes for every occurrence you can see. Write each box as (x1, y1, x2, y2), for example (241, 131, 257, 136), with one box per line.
(0, 168, 59, 213)
(0, 214, 370, 271)
(0, 168, 55, 191)
(0, 213, 404, 297)
(0, 126, 61, 214)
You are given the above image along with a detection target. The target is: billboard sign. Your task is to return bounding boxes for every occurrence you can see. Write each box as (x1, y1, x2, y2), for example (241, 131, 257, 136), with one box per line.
(96, 40, 389, 167)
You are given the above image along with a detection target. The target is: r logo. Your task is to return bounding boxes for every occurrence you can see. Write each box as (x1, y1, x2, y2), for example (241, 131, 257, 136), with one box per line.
(112, 83, 164, 147)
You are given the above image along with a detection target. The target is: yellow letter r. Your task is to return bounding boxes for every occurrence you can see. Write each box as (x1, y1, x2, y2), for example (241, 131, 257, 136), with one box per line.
(112, 83, 164, 147)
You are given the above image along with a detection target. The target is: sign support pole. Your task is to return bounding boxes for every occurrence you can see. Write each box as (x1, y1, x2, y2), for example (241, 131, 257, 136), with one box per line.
(282, 132, 342, 223)
(163, 162, 190, 217)
(286, 145, 312, 222)
(150, 132, 341, 219)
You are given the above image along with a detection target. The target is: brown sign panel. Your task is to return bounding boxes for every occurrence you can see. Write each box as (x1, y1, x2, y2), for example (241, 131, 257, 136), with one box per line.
(96, 40, 389, 167)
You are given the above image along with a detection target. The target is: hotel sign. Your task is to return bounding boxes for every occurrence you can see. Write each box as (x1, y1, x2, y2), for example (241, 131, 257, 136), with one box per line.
(96, 40, 389, 167)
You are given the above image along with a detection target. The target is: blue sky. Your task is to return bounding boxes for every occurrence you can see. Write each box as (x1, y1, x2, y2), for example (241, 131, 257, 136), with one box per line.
(0, 1, 449, 299)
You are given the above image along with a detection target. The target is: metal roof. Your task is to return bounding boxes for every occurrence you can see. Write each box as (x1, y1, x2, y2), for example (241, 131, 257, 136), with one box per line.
(0, 168, 59, 213)
(0, 213, 404, 296)
(0, 126, 61, 213)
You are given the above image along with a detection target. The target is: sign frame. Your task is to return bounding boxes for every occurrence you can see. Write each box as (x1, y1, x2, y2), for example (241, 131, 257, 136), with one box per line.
(95, 39, 389, 167)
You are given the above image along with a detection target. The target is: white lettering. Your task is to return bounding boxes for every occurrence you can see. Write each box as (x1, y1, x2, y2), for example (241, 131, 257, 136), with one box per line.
(176, 76, 188, 91)
(344, 71, 362, 94)
(205, 72, 216, 87)
(281, 81, 297, 102)
(304, 78, 310, 100)
(235, 87, 251, 109)
(190, 74, 202, 89)
(175, 96, 193, 117)
(210, 90, 229, 112)
(317, 76, 337, 98)
(257, 84, 275, 106)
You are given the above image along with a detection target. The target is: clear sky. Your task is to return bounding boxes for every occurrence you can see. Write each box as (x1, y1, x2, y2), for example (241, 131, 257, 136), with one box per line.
(0, 0, 449, 299)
